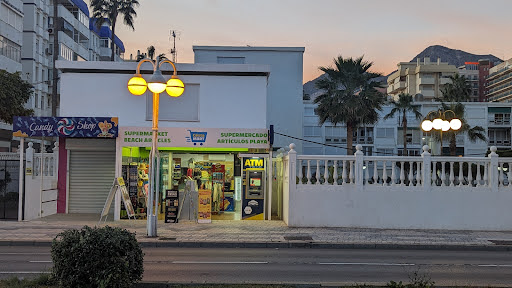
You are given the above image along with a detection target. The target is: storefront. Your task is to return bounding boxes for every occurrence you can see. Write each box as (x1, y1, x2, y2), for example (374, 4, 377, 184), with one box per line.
(116, 127, 270, 221)
(56, 60, 272, 222)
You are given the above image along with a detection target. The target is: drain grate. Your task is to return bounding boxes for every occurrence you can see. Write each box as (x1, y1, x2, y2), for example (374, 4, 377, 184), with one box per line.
(284, 235, 313, 241)
(489, 240, 512, 245)
(158, 237, 177, 241)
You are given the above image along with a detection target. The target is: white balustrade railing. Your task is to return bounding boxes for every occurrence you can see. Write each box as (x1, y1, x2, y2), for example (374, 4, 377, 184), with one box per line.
(287, 144, 505, 192)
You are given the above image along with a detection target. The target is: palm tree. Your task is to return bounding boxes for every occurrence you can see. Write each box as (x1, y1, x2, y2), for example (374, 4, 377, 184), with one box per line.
(90, 0, 140, 61)
(439, 73, 471, 102)
(314, 55, 386, 155)
(147, 45, 155, 60)
(384, 93, 422, 156)
(429, 102, 486, 156)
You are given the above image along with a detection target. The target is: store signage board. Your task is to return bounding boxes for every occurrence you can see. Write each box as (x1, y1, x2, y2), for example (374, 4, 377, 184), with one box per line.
(99, 177, 135, 223)
(120, 127, 269, 149)
(13, 116, 118, 138)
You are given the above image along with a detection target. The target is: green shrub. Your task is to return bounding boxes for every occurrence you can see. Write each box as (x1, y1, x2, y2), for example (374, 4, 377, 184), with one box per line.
(51, 225, 144, 288)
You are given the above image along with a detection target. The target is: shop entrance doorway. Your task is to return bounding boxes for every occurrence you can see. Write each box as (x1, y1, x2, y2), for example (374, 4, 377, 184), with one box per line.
(0, 159, 19, 220)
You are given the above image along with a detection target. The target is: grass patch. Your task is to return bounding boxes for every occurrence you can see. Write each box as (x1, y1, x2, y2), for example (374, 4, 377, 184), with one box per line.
(0, 274, 57, 288)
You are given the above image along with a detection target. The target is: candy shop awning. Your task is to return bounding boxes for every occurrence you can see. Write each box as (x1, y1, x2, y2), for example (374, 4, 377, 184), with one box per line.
(12, 117, 118, 138)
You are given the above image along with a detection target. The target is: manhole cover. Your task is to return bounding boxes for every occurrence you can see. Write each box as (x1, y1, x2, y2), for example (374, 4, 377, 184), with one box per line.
(489, 240, 512, 245)
(284, 235, 313, 241)
(158, 237, 177, 241)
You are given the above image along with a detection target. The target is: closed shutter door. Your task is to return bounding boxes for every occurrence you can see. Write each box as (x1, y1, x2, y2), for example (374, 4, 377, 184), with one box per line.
(68, 151, 115, 213)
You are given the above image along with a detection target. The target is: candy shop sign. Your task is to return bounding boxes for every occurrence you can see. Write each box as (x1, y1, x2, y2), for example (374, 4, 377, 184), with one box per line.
(12, 117, 119, 138)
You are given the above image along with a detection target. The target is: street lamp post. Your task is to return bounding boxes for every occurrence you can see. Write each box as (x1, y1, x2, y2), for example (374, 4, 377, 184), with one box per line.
(127, 56, 185, 237)
(420, 109, 462, 156)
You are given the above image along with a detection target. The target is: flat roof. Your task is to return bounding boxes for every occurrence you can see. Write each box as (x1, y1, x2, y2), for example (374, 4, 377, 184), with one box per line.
(55, 61, 271, 77)
(193, 45, 305, 52)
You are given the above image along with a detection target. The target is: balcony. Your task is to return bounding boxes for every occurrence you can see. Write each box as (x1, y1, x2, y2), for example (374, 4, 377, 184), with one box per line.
(387, 81, 406, 94)
(440, 78, 452, 85)
(418, 77, 435, 85)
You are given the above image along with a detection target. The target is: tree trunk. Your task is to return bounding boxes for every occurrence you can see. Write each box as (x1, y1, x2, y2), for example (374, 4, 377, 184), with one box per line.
(450, 133, 457, 156)
(347, 124, 353, 156)
(402, 110, 407, 156)
(110, 20, 116, 61)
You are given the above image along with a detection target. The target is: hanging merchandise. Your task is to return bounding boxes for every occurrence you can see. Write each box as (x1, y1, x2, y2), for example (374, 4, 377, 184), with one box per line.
(212, 164, 225, 212)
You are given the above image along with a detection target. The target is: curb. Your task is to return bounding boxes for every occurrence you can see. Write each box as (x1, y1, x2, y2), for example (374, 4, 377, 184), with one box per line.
(1, 240, 511, 251)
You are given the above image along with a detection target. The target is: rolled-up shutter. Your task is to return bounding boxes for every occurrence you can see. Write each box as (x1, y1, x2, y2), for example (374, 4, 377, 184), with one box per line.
(68, 150, 115, 213)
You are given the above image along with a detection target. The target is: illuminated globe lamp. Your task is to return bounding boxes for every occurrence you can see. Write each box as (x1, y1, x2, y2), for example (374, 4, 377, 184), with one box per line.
(421, 120, 433, 132)
(127, 74, 147, 96)
(450, 118, 462, 130)
(432, 118, 444, 130)
(166, 75, 185, 97)
(441, 120, 450, 132)
(147, 67, 167, 94)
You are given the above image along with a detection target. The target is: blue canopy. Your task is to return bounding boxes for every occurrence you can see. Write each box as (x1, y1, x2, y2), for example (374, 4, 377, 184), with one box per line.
(70, 0, 89, 17)
(89, 18, 125, 52)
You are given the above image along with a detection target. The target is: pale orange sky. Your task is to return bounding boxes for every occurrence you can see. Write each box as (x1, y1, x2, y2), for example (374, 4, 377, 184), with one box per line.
(113, 0, 512, 84)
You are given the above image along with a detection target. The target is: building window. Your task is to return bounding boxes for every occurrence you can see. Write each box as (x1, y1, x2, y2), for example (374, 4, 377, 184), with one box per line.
(1, 3, 23, 31)
(376, 148, 394, 156)
(0, 36, 21, 62)
(303, 126, 321, 137)
(100, 38, 109, 48)
(376, 128, 393, 138)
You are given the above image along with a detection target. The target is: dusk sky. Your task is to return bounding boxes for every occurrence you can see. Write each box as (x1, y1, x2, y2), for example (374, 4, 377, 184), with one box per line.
(114, 0, 512, 84)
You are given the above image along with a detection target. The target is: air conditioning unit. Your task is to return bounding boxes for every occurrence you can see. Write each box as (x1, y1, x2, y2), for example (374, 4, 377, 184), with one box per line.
(325, 138, 332, 143)
(332, 138, 340, 143)
(504, 140, 511, 145)
(367, 137, 373, 142)
(47, 28, 53, 34)
(341, 138, 347, 143)
(45, 48, 52, 55)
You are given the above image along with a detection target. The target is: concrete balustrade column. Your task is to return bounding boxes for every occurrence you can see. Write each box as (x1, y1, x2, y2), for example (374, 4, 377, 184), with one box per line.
(421, 145, 431, 192)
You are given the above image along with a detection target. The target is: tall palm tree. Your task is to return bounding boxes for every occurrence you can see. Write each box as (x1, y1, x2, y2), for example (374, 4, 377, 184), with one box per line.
(439, 102, 486, 156)
(384, 93, 422, 156)
(314, 55, 385, 155)
(90, 0, 140, 61)
(147, 45, 155, 60)
(439, 73, 471, 102)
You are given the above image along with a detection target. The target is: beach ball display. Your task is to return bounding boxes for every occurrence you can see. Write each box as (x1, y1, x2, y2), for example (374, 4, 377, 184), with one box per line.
(57, 118, 75, 136)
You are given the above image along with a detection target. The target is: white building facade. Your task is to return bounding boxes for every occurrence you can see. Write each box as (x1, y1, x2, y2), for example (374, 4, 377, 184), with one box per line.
(303, 100, 511, 158)
(193, 46, 305, 154)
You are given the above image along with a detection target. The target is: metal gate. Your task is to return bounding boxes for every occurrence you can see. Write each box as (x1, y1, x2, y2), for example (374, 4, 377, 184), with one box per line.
(0, 160, 20, 220)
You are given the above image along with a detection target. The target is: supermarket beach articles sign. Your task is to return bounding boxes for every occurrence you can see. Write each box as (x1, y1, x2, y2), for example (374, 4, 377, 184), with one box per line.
(13, 117, 118, 138)
(120, 127, 269, 149)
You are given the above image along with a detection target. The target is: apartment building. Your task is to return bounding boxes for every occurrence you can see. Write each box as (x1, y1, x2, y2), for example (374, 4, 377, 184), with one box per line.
(458, 62, 479, 102)
(302, 100, 510, 158)
(0, 0, 24, 151)
(387, 57, 458, 101)
(0, 0, 125, 151)
(487, 58, 512, 103)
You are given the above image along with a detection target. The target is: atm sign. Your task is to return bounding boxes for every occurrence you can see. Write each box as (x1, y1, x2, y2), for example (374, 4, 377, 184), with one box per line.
(244, 158, 264, 170)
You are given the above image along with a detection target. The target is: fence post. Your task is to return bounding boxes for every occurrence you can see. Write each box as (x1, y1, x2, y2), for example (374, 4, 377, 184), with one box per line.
(53, 141, 59, 177)
(26, 142, 34, 177)
(421, 145, 431, 192)
(489, 146, 499, 192)
(287, 143, 297, 225)
(354, 144, 364, 192)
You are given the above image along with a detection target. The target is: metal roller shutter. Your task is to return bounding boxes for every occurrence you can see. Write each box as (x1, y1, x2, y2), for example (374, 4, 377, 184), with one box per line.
(68, 151, 115, 213)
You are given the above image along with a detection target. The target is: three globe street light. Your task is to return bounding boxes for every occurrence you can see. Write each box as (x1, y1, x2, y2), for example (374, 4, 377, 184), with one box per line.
(421, 109, 462, 155)
(127, 56, 185, 237)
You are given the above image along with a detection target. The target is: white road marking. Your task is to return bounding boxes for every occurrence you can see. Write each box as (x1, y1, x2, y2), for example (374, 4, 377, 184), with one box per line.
(319, 262, 415, 266)
(0, 271, 50, 274)
(172, 261, 268, 264)
(0, 253, 50, 255)
(478, 264, 512, 267)
(28, 260, 52, 263)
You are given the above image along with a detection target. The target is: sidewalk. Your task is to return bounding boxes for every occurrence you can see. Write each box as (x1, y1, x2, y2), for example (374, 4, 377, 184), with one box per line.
(2, 214, 512, 250)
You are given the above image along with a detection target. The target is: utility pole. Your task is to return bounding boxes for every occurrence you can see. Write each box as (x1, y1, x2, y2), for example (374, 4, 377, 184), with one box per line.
(170, 30, 178, 63)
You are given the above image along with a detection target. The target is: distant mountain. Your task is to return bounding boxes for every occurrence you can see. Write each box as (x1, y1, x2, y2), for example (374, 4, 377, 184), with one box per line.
(410, 45, 502, 68)
(303, 45, 503, 98)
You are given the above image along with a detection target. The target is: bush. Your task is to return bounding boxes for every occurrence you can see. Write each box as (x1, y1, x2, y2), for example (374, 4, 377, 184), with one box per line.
(51, 225, 144, 288)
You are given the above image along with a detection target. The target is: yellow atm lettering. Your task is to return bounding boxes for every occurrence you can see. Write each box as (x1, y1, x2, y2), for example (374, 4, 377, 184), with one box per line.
(245, 159, 263, 167)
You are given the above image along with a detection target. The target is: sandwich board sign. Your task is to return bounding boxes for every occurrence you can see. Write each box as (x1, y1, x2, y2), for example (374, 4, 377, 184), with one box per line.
(99, 177, 135, 223)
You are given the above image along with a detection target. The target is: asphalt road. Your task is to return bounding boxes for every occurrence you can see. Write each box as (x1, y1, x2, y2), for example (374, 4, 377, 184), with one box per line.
(2, 246, 512, 286)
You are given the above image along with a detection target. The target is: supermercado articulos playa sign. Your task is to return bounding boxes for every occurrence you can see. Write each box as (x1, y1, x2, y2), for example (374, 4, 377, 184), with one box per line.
(120, 127, 269, 149)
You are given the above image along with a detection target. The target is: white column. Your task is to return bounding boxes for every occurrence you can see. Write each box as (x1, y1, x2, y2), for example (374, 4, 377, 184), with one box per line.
(489, 146, 499, 193)
(421, 145, 431, 192)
